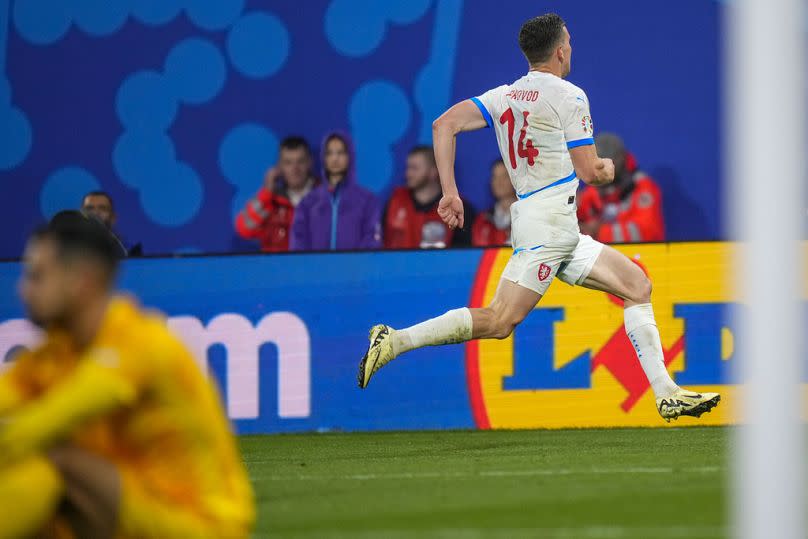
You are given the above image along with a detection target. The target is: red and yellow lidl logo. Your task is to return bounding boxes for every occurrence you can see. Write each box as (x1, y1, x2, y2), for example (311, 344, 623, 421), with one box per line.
(466, 242, 737, 429)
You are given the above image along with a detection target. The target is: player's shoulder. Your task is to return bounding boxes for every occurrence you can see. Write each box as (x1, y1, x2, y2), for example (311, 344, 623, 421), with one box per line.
(554, 78, 589, 102)
(103, 296, 186, 357)
(16, 329, 71, 366)
(477, 82, 510, 100)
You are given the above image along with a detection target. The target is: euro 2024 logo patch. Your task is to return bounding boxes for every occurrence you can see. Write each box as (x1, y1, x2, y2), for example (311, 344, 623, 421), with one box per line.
(581, 115, 593, 135)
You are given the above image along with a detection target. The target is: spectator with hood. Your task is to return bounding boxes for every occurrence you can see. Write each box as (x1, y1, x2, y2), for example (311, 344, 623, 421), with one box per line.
(291, 132, 381, 251)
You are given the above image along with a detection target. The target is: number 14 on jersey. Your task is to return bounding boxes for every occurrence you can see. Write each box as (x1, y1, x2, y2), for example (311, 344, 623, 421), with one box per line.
(500, 108, 538, 169)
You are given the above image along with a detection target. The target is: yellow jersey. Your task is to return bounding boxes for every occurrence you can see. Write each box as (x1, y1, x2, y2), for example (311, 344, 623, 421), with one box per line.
(0, 296, 254, 535)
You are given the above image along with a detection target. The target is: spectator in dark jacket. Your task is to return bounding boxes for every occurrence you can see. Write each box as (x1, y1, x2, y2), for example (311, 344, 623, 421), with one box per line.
(235, 136, 317, 252)
(291, 132, 381, 251)
(80, 191, 141, 256)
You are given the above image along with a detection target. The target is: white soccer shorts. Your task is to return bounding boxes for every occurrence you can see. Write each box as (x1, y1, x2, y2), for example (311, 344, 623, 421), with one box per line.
(501, 184, 605, 295)
(501, 232, 604, 295)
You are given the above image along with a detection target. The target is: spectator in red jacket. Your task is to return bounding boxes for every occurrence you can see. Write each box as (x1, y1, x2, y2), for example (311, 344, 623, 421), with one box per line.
(472, 159, 517, 247)
(234, 136, 317, 252)
(384, 146, 475, 249)
(577, 133, 665, 243)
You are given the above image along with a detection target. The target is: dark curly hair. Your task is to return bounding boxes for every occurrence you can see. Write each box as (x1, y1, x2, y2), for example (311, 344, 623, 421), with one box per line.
(518, 13, 566, 65)
(32, 210, 121, 282)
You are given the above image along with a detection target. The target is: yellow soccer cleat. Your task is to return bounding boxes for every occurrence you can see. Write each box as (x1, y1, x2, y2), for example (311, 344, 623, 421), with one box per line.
(357, 324, 397, 389)
(656, 389, 721, 422)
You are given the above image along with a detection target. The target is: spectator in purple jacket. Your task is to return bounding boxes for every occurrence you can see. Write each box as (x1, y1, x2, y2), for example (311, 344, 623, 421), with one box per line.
(291, 132, 382, 251)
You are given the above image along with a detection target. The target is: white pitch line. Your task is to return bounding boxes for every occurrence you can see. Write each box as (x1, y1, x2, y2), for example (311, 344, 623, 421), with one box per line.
(278, 525, 726, 539)
(253, 465, 723, 482)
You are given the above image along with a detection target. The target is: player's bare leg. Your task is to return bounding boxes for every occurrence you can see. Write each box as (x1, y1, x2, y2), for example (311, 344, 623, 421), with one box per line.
(358, 279, 540, 388)
(47, 445, 121, 539)
(0, 448, 117, 539)
(580, 245, 720, 421)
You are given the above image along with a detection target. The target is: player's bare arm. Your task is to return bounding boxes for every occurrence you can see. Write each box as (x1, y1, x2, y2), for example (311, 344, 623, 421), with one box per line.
(432, 100, 488, 230)
(569, 144, 615, 186)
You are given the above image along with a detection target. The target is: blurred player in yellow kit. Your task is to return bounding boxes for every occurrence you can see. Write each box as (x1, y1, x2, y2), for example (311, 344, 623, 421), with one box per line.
(0, 211, 254, 538)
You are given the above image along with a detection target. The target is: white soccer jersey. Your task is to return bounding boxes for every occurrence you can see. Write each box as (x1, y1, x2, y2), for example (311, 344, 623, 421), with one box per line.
(471, 71, 594, 200)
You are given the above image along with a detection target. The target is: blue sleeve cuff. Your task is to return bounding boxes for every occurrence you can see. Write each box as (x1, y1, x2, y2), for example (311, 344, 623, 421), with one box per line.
(470, 97, 493, 128)
(567, 137, 595, 149)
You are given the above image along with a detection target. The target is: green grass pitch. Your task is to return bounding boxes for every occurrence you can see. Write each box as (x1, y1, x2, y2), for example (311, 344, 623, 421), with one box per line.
(241, 427, 727, 538)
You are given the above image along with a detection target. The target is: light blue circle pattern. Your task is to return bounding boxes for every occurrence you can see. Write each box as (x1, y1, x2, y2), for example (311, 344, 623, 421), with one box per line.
(13, 0, 293, 235)
(131, 0, 184, 26)
(0, 77, 32, 170)
(219, 123, 279, 219)
(12, 0, 247, 43)
(164, 39, 227, 105)
(349, 80, 411, 193)
(72, 0, 129, 36)
(0, 106, 33, 170)
(116, 71, 177, 131)
(226, 13, 291, 79)
(13, 0, 72, 45)
(138, 162, 204, 226)
(112, 131, 176, 189)
(112, 37, 232, 227)
(385, 0, 435, 24)
(325, 0, 432, 57)
(16, 1, 433, 242)
(185, 0, 245, 31)
(40, 167, 100, 219)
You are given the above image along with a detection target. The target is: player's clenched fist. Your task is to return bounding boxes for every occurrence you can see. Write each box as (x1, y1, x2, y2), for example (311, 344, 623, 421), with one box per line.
(438, 195, 464, 230)
(594, 158, 615, 184)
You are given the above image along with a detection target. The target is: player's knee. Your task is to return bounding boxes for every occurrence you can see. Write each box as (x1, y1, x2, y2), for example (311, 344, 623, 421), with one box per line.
(627, 272, 652, 303)
(479, 305, 517, 339)
(491, 319, 516, 340)
(491, 311, 520, 340)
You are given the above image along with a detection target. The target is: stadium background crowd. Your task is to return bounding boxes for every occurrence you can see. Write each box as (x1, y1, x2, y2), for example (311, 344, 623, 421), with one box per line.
(0, 0, 721, 259)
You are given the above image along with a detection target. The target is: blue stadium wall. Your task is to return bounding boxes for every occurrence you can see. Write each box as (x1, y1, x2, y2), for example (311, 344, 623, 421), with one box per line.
(0, 0, 721, 257)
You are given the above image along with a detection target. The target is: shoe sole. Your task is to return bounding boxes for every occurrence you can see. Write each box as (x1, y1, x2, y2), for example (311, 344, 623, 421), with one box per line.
(662, 394, 721, 422)
(357, 326, 387, 389)
(679, 394, 721, 419)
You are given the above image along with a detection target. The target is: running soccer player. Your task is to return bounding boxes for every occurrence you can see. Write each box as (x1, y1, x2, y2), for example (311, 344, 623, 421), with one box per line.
(0, 212, 254, 538)
(358, 13, 720, 422)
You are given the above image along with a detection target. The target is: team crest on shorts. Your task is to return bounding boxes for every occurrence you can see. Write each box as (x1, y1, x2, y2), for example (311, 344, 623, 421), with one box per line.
(538, 264, 552, 281)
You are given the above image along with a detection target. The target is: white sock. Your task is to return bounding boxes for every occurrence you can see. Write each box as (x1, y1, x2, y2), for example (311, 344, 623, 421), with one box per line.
(624, 303, 679, 399)
(392, 308, 473, 357)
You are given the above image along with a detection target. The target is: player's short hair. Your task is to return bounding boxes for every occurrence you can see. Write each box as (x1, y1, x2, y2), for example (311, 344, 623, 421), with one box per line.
(82, 190, 114, 210)
(32, 211, 121, 282)
(518, 13, 566, 65)
(491, 158, 505, 170)
(279, 136, 312, 154)
(408, 145, 436, 167)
